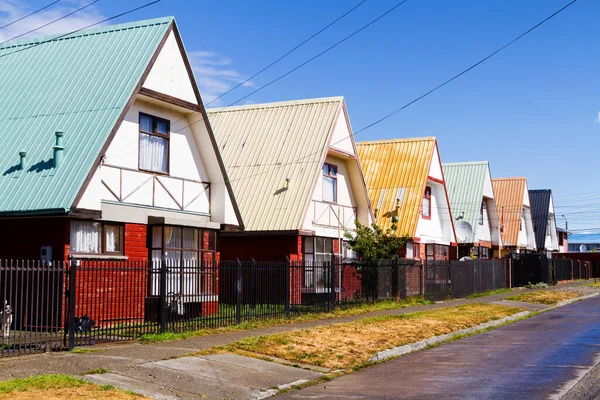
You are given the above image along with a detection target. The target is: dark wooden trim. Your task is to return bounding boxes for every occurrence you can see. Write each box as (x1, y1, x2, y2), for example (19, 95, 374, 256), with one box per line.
(69, 208, 103, 219)
(138, 112, 171, 175)
(122, 175, 153, 202)
(171, 22, 245, 230)
(71, 22, 175, 212)
(139, 87, 202, 112)
(220, 230, 301, 237)
(156, 176, 183, 210)
(101, 179, 120, 201)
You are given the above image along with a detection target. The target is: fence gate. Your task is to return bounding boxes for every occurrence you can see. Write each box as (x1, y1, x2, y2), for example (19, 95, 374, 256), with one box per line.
(511, 254, 550, 287)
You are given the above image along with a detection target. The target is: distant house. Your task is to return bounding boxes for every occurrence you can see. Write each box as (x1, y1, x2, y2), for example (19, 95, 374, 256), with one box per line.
(568, 233, 600, 253)
(557, 227, 569, 253)
(528, 189, 559, 257)
(492, 178, 536, 255)
(208, 97, 373, 269)
(443, 162, 502, 259)
(357, 138, 457, 260)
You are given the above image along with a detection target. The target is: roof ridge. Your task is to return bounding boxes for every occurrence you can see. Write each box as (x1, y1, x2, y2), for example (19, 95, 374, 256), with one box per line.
(492, 177, 527, 181)
(0, 16, 174, 51)
(442, 161, 489, 166)
(207, 96, 344, 113)
(357, 137, 436, 145)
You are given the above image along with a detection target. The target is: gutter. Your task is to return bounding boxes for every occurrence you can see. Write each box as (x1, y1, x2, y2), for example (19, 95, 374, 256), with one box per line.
(0, 208, 70, 217)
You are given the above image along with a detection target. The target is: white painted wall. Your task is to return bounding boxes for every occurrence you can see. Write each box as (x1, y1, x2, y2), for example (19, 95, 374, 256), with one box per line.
(329, 107, 354, 155)
(303, 154, 359, 238)
(428, 146, 443, 181)
(476, 198, 492, 243)
(142, 30, 198, 105)
(415, 180, 455, 244)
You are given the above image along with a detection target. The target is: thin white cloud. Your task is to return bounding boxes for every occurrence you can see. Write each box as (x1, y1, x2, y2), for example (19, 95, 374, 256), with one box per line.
(596, 111, 600, 124)
(188, 50, 252, 105)
(0, 0, 105, 43)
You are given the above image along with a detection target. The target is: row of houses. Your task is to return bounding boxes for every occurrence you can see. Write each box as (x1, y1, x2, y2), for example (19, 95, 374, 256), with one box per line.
(0, 17, 567, 267)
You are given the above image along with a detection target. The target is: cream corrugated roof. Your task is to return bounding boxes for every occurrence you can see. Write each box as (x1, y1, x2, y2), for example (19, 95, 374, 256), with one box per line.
(208, 97, 344, 231)
(357, 138, 436, 237)
(492, 177, 527, 246)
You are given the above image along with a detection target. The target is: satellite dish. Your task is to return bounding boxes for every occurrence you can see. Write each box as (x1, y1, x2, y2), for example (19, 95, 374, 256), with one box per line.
(456, 221, 473, 242)
(580, 244, 588, 252)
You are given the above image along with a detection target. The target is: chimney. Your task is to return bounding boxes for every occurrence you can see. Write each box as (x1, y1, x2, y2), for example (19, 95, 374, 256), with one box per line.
(53, 131, 64, 168)
(19, 151, 27, 170)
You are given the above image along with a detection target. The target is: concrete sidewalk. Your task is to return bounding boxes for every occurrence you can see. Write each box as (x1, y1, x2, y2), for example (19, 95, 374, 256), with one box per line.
(0, 281, 595, 399)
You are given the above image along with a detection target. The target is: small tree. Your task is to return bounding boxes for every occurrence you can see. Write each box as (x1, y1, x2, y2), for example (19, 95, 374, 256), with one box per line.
(344, 215, 410, 300)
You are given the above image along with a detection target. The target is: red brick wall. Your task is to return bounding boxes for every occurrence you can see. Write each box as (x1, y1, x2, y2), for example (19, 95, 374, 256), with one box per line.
(124, 223, 148, 261)
(0, 218, 69, 261)
(219, 234, 302, 261)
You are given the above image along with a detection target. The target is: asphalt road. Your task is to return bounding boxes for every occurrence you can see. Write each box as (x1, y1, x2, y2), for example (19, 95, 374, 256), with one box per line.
(282, 296, 600, 400)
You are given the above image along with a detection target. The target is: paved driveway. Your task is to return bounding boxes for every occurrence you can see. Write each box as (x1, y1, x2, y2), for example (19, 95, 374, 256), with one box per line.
(282, 296, 600, 400)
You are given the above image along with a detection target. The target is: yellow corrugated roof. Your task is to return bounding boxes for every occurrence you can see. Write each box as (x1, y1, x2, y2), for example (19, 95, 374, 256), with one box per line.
(208, 97, 344, 232)
(492, 177, 527, 246)
(357, 137, 436, 237)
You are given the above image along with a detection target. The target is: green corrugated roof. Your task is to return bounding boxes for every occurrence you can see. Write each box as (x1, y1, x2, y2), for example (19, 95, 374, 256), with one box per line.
(442, 161, 489, 243)
(0, 17, 173, 214)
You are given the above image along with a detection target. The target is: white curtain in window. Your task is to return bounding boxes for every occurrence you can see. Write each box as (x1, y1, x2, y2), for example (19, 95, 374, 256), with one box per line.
(105, 225, 120, 252)
(323, 176, 335, 202)
(70, 221, 101, 253)
(140, 133, 167, 173)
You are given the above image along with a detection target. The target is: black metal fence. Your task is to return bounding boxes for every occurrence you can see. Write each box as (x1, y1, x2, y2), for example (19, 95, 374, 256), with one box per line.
(449, 259, 507, 299)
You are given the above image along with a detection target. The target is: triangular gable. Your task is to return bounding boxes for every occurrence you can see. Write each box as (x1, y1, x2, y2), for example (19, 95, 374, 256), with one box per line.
(208, 97, 343, 231)
(142, 30, 198, 105)
(0, 17, 173, 215)
(493, 178, 528, 247)
(357, 138, 435, 237)
(72, 19, 243, 228)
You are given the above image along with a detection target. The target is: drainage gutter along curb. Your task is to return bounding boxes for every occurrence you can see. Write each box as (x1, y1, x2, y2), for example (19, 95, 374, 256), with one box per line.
(368, 311, 531, 363)
(554, 293, 599, 308)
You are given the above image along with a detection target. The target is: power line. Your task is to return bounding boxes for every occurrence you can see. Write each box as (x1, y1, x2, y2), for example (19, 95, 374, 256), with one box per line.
(227, 0, 412, 107)
(0, 0, 162, 60)
(0, 0, 100, 47)
(204, 0, 368, 106)
(0, 0, 60, 31)
(353, 0, 577, 135)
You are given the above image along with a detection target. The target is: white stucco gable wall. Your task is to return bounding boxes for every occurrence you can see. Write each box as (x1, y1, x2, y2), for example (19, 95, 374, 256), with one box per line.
(428, 146, 443, 181)
(142, 30, 198, 105)
(329, 106, 354, 155)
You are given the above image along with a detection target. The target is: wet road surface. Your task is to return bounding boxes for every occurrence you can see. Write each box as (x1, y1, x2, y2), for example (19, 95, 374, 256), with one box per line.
(282, 296, 600, 400)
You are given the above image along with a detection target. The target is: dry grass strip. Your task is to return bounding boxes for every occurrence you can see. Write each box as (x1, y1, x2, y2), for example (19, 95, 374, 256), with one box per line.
(225, 303, 523, 369)
(506, 291, 580, 305)
(0, 375, 147, 400)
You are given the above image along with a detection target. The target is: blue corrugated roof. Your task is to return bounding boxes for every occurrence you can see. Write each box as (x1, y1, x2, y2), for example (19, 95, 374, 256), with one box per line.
(0, 17, 173, 214)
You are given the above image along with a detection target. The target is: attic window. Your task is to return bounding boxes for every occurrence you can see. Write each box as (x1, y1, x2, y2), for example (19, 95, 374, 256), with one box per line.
(547, 218, 552, 236)
(478, 202, 486, 225)
(139, 113, 169, 174)
(422, 186, 432, 219)
(322, 163, 337, 203)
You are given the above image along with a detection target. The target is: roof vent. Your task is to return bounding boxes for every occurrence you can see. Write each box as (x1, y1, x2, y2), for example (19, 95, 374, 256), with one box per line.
(53, 131, 64, 168)
(19, 151, 27, 170)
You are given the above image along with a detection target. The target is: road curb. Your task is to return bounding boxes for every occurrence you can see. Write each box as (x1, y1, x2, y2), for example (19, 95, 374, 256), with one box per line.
(554, 292, 599, 308)
(368, 311, 531, 363)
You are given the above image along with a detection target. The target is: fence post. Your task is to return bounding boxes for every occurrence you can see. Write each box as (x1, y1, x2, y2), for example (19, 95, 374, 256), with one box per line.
(236, 259, 242, 325)
(285, 261, 291, 319)
(67, 260, 77, 351)
(159, 258, 167, 334)
(420, 261, 424, 296)
(329, 262, 336, 311)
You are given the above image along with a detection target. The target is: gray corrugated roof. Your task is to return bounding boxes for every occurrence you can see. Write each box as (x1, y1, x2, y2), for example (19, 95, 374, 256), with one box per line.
(208, 97, 344, 231)
(0, 17, 173, 214)
(529, 189, 552, 250)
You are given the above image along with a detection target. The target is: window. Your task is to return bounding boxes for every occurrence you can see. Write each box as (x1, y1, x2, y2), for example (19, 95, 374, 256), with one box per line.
(139, 113, 169, 174)
(479, 202, 486, 225)
(559, 233, 564, 246)
(150, 226, 217, 297)
(322, 163, 337, 203)
(422, 186, 432, 218)
(520, 209, 524, 231)
(425, 244, 449, 260)
(70, 221, 123, 255)
(303, 236, 335, 290)
(480, 247, 491, 259)
(547, 218, 552, 236)
(413, 243, 420, 260)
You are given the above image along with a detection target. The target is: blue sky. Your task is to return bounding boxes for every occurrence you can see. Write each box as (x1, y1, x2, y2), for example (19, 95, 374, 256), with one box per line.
(2, 0, 599, 231)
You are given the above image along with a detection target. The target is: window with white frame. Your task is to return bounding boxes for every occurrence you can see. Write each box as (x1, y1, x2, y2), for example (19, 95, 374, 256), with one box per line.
(139, 113, 169, 174)
(322, 163, 337, 203)
(547, 218, 552, 236)
(70, 221, 123, 255)
(303, 236, 335, 291)
(422, 186, 432, 218)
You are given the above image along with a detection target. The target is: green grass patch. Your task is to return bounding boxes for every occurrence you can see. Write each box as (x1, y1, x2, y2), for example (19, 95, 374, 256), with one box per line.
(83, 368, 109, 375)
(139, 296, 432, 344)
(467, 288, 512, 299)
(0, 375, 86, 393)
